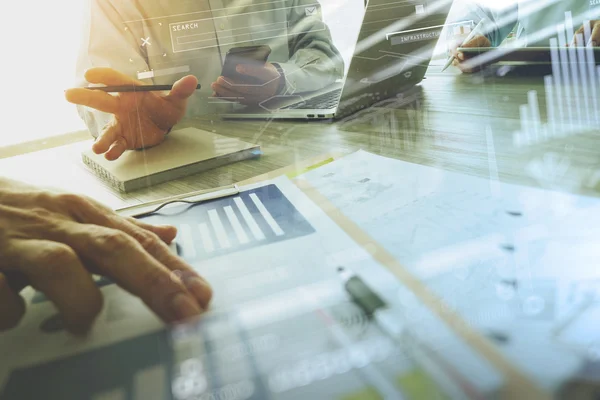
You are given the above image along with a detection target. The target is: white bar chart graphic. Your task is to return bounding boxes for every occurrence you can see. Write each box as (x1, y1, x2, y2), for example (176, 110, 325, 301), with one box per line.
(171, 185, 313, 260)
(249, 193, 285, 236)
(224, 205, 250, 244)
(234, 197, 266, 241)
(208, 209, 232, 249)
(198, 223, 215, 253)
(513, 14, 600, 147)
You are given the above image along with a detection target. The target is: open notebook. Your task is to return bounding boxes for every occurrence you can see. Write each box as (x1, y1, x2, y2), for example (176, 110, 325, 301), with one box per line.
(82, 127, 261, 192)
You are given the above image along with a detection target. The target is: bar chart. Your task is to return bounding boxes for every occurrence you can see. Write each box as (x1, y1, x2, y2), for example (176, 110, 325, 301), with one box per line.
(513, 13, 600, 147)
(145, 184, 315, 262)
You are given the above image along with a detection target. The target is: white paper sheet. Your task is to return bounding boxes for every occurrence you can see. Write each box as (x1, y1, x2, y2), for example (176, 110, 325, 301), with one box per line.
(299, 150, 600, 390)
(0, 176, 502, 399)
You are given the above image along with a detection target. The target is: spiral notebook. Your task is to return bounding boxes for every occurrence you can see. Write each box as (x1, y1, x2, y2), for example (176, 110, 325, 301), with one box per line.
(81, 127, 261, 192)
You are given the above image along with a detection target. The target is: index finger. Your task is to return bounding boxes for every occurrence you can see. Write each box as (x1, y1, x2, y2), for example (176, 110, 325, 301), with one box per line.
(106, 215, 213, 307)
(61, 197, 212, 309)
(64, 88, 120, 114)
(54, 222, 207, 322)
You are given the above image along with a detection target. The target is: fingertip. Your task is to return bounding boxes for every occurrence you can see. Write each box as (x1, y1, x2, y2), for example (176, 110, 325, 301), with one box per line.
(458, 52, 465, 61)
(91, 141, 106, 155)
(64, 88, 75, 101)
(84, 67, 106, 83)
(156, 224, 178, 243)
(168, 292, 203, 322)
(0, 275, 26, 332)
(182, 276, 213, 310)
(64, 293, 104, 336)
(104, 149, 122, 161)
(170, 75, 199, 100)
(64, 88, 87, 104)
(83, 68, 95, 81)
(180, 74, 198, 86)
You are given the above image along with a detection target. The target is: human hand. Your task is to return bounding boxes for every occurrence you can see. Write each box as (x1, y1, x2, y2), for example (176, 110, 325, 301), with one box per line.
(450, 34, 491, 73)
(0, 178, 212, 334)
(65, 68, 198, 161)
(572, 20, 600, 46)
(211, 63, 283, 105)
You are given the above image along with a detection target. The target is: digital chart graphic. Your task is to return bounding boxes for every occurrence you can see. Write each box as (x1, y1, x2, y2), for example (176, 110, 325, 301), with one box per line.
(514, 12, 600, 147)
(142, 184, 315, 262)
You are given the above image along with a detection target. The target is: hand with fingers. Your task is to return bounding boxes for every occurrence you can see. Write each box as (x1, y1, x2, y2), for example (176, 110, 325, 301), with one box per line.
(211, 63, 283, 105)
(450, 34, 492, 73)
(0, 178, 212, 335)
(65, 67, 199, 161)
(572, 20, 600, 47)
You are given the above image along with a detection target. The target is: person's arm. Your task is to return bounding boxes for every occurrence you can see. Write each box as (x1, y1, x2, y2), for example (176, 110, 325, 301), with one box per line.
(275, 0, 345, 94)
(453, 1, 518, 47)
(76, 0, 152, 138)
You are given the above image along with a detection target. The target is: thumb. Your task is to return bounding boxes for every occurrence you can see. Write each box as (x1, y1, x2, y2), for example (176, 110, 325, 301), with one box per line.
(167, 75, 199, 102)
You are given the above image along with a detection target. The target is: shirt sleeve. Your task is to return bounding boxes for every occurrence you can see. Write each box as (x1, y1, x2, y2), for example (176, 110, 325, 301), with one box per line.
(76, 0, 152, 138)
(275, 0, 345, 94)
(453, 1, 518, 47)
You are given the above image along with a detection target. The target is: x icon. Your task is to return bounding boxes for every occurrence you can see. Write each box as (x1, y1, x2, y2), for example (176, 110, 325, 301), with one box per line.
(141, 37, 151, 46)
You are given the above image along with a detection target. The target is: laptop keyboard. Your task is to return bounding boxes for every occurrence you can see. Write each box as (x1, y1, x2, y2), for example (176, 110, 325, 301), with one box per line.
(282, 88, 342, 110)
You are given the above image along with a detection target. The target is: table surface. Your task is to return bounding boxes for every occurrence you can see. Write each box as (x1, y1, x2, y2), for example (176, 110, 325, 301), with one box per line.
(3, 66, 598, 209)
(2, 66, 599, 399)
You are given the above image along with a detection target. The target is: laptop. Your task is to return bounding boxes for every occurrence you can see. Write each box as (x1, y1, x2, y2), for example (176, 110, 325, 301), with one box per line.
(222, 0, 453, 120)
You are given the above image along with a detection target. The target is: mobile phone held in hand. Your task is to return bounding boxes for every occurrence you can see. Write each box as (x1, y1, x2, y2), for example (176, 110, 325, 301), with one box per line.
(221, 45, 272, 83)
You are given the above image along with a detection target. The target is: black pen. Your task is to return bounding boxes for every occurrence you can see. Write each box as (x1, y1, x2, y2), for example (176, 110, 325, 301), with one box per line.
(337, 266, 473, 399)
(337, 266, 403, 337)
(83, 83, 201, 93)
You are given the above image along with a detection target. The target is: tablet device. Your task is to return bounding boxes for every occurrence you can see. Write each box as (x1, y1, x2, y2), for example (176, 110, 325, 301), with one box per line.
(457, 46, 600, 64)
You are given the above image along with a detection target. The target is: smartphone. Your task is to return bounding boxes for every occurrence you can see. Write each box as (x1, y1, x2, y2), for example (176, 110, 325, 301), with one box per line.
(221, 45, 272, 83)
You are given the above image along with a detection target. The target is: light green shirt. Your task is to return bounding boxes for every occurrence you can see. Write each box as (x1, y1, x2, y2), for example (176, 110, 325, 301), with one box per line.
(77, 0, 344, 137)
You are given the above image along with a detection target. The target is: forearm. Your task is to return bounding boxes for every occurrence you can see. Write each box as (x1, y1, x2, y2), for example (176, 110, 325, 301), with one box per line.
(282, 0, 344, 93)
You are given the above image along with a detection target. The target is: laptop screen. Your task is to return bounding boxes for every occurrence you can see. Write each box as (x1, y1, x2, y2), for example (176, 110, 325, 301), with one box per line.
(336, 0, 454, 117)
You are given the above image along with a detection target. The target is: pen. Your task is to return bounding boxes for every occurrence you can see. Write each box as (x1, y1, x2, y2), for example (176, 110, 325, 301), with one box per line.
(83, 83, 201, 93)
(299, 285, 404, 399)
(337, 266, 476, 399)
(337, 266, 403, 338)
(441, 19, 487, 72)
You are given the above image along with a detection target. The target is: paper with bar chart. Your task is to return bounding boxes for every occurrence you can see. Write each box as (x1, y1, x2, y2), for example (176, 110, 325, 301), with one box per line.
(142, 184, 316, 262)
(514, 12, 600, 147)
(0, 176, 504, 400)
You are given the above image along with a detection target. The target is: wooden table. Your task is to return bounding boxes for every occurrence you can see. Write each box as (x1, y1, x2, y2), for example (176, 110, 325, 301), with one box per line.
(3, 66, 597, 208)
(1, 66, 599, 399)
